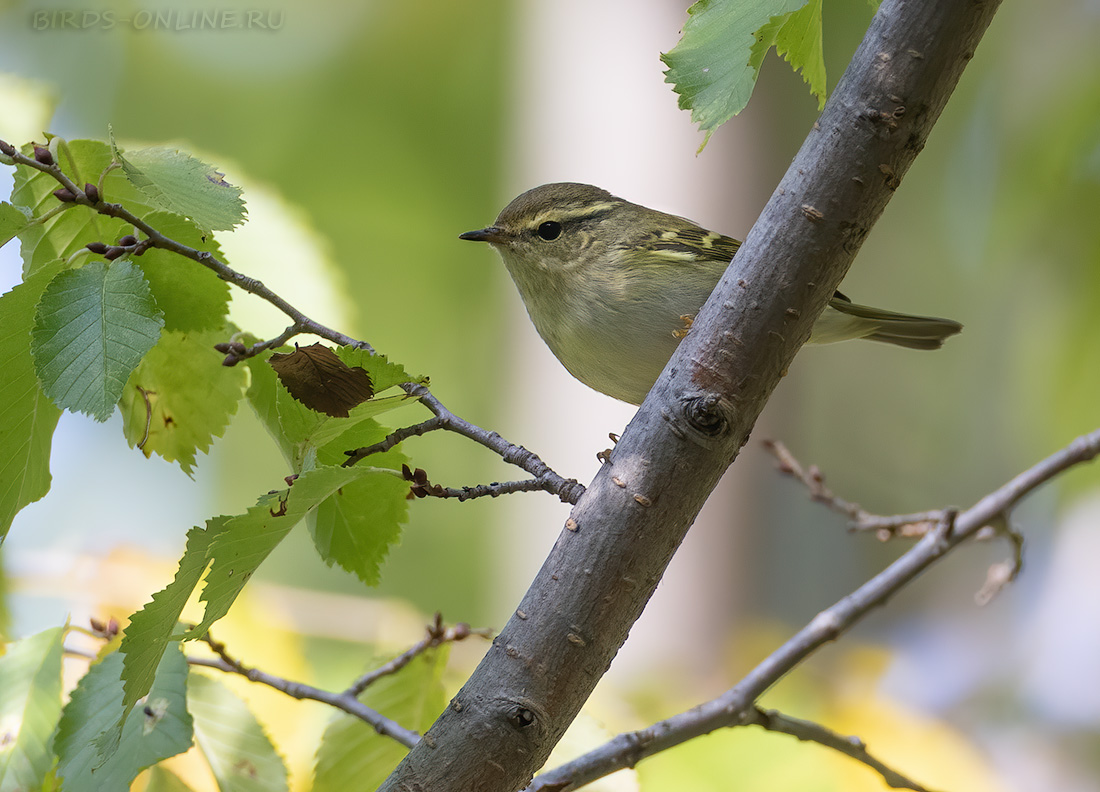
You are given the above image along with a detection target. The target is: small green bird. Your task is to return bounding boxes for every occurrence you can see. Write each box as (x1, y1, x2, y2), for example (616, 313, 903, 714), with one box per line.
(461, 183, 962, 405)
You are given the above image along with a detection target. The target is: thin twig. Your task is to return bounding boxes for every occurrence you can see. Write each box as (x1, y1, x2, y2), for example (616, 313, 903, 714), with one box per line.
(344, 417, 447, 465)
(196, 631, 420, 746)
(402, 464, 563, 502)
(526, 428, 1100, 791)
(62, 643, 419, 747)
(746, 707, 936, 792)
(346, 612, 492, 697)
(4, 145, 370, 357)
(69, 614, 492, 749)
(406, 383, 586, 505)
(763, 440, 947, 538)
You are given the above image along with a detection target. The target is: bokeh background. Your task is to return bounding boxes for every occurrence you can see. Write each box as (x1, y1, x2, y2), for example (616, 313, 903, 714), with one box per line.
(1, 0, 1098, 789)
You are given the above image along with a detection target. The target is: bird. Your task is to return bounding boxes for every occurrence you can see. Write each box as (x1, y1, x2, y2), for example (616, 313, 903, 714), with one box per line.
(461, 182, 962, 405)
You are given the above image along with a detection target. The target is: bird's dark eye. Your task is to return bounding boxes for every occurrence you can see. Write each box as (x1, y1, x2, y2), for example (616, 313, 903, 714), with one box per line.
(536, 221, 562, 241)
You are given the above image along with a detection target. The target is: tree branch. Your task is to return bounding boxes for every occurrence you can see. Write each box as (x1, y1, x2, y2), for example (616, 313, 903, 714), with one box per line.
(2, 145, 584, 504)
(524, 428, 1099, 790)
(746, 708, 934, 792)
(379, 0, 1007, 788)
(764, 439, 950, 538)
(345, 612, 491, 697)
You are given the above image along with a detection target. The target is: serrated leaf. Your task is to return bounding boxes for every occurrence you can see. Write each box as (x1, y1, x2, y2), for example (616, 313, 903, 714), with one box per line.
(54, 646, 191, 791)
(32, 259, 164, 421)
(0, 627, 65, 792)
(0, 201, 32, 248)
(187, 464, 400, 638)
(187, 673, 289, 792)
(118, 526, 219, 746)
(0, 261, 65, 542)
(10, 139, 140, 276)
(250, 347, 421, 472)
(771, 0, 826, 109)
(111, 133, 246, 233)
(334, 347, 425, 395)
(135, 211, 231, 332)
(662, 0, 810, 147)
(120, 327, 247, 475)
(309, 419, 408, 586)
(312, 648, 448, 792)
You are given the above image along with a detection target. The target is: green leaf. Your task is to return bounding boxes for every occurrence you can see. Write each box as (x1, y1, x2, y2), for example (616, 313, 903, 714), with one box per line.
(120, 326, 248, 475)
(118, 527, 219, 746)
(249, 347, 421, 473)
(135, 211, 231, 332)
(334, 347, 425, 395)
(32, 259, 165, 421)
(187, 673, 290, 792)
(309, 419, 408, 586)
(0, 262, 64, 542)
(662, 0, 811, 146)
(304, 395, 417, 454)
(0, 627, 65, 792)
(244, 343, 282, 447)
(111, 132, 246, 233)
(0, 202, 32, 249)
(55, 646, 191, 791)
(188, 464, 399, 638)
(770, 0, 826, 109)
(143, 765, 198, 792)
(312, 648, 449, 792)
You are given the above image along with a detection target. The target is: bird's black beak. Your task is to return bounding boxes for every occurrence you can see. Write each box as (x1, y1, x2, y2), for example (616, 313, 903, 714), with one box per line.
(459, 226, 504, 243)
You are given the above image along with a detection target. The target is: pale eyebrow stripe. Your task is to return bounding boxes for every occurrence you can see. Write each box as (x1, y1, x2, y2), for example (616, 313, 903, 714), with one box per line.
(528, 201, 621, 228)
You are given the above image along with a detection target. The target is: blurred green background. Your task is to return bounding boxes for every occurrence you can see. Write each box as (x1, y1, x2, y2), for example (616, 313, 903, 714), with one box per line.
(1, 0, 1098, 790)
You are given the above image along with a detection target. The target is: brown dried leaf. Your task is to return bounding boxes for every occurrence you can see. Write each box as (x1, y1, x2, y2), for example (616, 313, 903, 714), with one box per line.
(269, 342, 374, 417)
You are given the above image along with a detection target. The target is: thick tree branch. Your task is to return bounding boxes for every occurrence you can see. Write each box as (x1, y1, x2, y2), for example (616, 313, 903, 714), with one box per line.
(379, 0, 1006, 789)
(526, 427, 1100, 790)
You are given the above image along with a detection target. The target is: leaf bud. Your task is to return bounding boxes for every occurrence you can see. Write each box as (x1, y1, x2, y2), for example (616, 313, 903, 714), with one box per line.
(33, 145, 54, 166)
(84, 183, 100, 203)
(52, 187, 76, 203)
(103, 246, 126, 260)
(86, 241, 109, 254)
(118, 234, 138, 247)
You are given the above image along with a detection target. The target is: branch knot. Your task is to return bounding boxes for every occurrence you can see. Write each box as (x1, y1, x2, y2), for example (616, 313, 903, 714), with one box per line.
(681, 393, 731, 439)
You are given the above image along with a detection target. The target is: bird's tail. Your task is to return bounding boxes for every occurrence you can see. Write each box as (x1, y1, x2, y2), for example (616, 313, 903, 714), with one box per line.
(813, 295, 963, 350)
